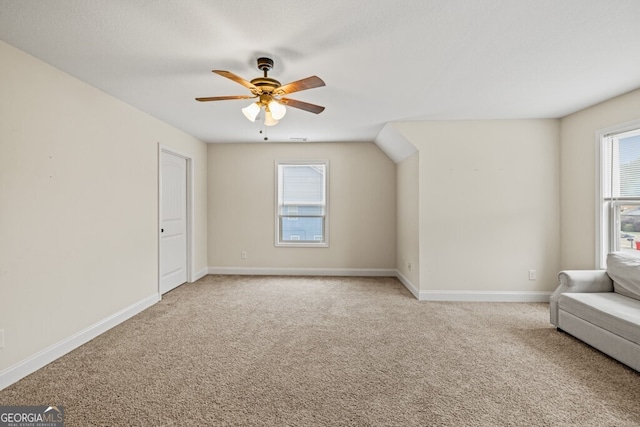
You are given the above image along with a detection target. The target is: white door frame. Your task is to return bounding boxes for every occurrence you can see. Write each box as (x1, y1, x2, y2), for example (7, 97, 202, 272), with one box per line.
(158, 144, 194, 296)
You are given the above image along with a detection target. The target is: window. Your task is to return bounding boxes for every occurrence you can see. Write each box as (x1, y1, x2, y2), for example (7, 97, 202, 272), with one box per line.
(276, 161, 329, 247)
(599, 124, 640, 266)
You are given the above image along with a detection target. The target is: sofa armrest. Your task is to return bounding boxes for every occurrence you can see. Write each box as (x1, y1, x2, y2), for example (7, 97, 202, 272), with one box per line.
(557, 270, 613, 293)
(549, 270, 613, 326)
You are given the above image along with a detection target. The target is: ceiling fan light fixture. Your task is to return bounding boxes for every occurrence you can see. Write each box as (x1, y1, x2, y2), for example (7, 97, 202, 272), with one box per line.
(268, 99, 286, 120)
(241, 102, 260, 122)
(264, 110, 279, 126)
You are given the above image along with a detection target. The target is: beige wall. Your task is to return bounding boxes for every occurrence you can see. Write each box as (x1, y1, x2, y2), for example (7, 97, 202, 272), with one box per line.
(395, 120, 560, 292)
(208, 142, 396, 270)
(396, 153, 419, 287)
(560, 88, 640, 270)
(0, 41, 207, 372)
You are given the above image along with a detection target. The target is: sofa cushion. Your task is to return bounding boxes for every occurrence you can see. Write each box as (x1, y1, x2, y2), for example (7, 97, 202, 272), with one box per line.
(607, 252, 640, 301)
(559, 292, 640, 346)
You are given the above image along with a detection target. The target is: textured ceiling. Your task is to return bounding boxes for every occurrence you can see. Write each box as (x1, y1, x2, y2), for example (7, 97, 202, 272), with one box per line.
(1, 0, 640, 144)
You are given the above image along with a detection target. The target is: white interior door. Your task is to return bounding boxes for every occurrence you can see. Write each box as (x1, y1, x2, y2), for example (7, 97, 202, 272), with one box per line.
(160, 150, 187, 294)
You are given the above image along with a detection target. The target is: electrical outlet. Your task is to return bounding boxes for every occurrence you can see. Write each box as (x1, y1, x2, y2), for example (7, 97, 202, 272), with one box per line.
(0, 329, 4, 349)
(241, 251, 247, 260)
(528, 270, 537, 281)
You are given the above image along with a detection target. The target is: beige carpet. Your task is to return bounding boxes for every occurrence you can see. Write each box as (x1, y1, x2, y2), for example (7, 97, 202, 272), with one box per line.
(1, 275, 639, 426)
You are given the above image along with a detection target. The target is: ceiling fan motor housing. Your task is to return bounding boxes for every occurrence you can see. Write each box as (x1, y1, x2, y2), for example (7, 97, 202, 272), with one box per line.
(251, 77, 281, 94)
(252, 57, 280, 94)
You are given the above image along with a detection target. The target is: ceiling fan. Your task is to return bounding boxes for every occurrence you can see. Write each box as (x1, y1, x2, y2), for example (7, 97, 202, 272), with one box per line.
(196, 57, 325, 126)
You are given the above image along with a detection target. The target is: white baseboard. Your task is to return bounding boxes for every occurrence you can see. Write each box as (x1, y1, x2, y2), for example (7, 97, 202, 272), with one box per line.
(417, 290, 551, 302)
(0, 293, 159, 391)
(207, 267, 551, 302)
(207, 267, 397, 277)
(395, 270, 419, 299)
(191, 267, 208, 282)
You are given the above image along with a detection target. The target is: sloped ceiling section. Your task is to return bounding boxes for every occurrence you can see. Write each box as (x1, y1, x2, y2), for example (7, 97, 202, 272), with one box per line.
(374, 123, 417, 164)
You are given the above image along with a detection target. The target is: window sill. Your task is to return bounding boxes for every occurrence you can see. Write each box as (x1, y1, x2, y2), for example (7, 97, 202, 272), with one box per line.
(275, 242, 329, 248)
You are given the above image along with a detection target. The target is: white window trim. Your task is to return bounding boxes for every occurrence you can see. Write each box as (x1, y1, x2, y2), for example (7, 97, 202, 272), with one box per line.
(275, 160, 330, 248)
(596, 118, 640, 268)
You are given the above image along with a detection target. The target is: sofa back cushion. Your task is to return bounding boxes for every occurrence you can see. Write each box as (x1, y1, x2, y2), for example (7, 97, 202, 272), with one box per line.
(607, 252, 640, 301)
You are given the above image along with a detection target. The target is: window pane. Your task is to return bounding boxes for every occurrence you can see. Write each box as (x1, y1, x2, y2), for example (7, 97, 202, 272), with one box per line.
(617, 135, 640, 197)
(606, 133, 640, 199)
(280, 217, 324, 242)
(617, 204, 640, 253)
(281, 165, 325, 204)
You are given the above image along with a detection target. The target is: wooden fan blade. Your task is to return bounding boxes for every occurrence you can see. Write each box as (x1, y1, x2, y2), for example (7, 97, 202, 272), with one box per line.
(275, 76, 325, 95)
(196, 95, 257, 102)
(212, 70, 260, 93)
(280, 98, 325, 114)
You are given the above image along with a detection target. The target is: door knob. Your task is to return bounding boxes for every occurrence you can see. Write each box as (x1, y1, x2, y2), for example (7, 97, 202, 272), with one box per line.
(161, 228, 164, 233)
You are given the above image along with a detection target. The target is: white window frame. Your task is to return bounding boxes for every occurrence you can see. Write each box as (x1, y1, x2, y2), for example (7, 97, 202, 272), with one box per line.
(275, 160, 329, 247)
(596, 119, 640, 268)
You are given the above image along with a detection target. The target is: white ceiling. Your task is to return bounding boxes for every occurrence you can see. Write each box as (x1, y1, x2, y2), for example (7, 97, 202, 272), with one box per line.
(1, 0, 640, 144)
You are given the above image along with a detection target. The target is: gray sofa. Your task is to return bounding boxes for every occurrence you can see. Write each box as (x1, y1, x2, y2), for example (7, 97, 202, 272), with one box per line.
(550, 251, 640, 372)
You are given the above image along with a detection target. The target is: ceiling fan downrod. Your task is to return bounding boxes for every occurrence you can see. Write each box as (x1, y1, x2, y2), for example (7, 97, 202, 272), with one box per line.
(257, 57, 274, 77)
